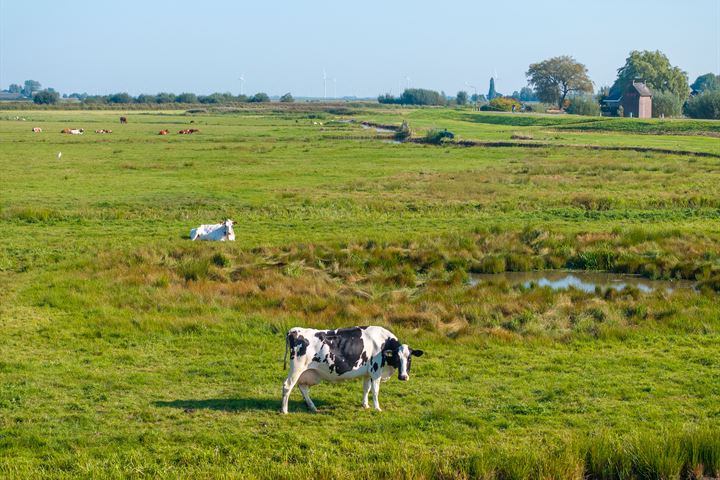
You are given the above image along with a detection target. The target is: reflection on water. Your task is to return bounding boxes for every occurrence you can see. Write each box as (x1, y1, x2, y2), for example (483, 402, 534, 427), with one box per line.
(360, 123, 397, 134)
(469, 271, 695, 293)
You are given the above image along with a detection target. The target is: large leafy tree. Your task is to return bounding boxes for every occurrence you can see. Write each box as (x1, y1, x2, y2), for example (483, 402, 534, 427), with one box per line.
(456, 90, 468, 105)
(526, 56, 592, 109)
(22, 79, 41, 96)
(610, 50, 688, 99)
(690, 73, 720, 95)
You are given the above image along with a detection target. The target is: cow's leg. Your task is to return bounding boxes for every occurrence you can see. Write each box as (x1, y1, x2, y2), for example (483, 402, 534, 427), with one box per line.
(362, 377, 371, 409)
(298, 385, 317, 413)
(371, 377, 382, 412)
(281, 369, 303, 414)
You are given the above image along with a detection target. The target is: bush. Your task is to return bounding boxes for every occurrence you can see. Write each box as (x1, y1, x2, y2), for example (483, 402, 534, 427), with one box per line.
(652, 90, 684, 117)
(684, 90, 720, 119)
(249, 92, 270, 103)
(279, 92, 294, 103)
(395, 120, 412, 140)
(425, 129, 454, 144)
(566, 96, 601, 116)
(480, 97, 520, 112)
(33, 89, 59, 105)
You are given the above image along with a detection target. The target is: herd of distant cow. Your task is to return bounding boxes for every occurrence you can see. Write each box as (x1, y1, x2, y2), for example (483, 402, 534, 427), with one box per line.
(31, 116, 199, 135)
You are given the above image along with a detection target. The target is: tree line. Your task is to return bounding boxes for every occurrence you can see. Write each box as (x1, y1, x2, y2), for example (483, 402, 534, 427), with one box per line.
(1, 82, 295, 106)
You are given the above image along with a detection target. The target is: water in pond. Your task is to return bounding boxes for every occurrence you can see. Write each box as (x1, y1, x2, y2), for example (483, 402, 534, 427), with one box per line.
(469, 271, 695, 293)
(360, 123, 396, 134)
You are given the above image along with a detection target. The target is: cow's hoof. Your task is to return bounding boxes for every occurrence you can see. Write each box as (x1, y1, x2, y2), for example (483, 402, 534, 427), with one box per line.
(362, 404, 369, 409)
(308, 407, 318, 413)
(280, 410, 288, 415)
(374, 408, 382, 412)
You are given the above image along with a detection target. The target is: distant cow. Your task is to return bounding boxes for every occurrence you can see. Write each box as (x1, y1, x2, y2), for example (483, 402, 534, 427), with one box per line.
(282, 326, 424, 414)
(119, 116, 127, 124)
(178, 128, 200, 134)
(95, 129, 112, 134)
(61, 128, 84, 135)
(158, 129, 169, 135)
(190, 219, 235, 241)
(32, 127, 42, 133)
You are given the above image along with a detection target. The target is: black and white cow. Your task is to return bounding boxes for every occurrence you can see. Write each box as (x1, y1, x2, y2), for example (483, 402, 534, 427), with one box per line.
(281, 326, 424, 414)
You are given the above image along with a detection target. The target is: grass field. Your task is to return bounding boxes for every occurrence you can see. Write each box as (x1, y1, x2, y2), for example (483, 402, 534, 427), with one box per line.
(1, 106, 719, 479)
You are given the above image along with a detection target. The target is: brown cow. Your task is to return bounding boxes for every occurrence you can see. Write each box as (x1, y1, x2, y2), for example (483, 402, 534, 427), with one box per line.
(120, 116, 128, 124)
(159, 129, 169, 135)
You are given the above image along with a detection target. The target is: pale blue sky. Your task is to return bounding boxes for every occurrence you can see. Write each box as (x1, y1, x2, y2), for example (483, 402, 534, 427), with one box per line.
(1, 0, 718, 97)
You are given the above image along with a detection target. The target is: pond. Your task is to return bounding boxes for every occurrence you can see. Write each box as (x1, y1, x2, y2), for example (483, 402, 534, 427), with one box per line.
(469, 271, 696, 293)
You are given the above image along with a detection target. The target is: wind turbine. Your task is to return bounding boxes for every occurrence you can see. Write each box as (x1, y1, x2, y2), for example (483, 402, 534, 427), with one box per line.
(323, 69, 327, 100)
(239, 74, 245, 96)
(333, 78, 337, 99)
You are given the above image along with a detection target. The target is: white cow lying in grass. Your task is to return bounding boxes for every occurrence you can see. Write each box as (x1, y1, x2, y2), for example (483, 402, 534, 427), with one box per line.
(190, 219, 235, 241)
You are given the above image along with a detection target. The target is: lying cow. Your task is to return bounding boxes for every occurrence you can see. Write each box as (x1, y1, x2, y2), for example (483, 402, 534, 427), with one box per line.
(32, 127, 42, 133)
(61, 128, 84, 135)
(189, 219, 235, 241)
(158, 129, 169, 135)
(95, 129, 113, 134)
(178, 128, 200, 134)
(282, 326, 424, 414)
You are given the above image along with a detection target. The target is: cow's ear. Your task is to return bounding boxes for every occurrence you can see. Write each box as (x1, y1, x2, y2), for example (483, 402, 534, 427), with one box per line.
(411, 349, 424, 357)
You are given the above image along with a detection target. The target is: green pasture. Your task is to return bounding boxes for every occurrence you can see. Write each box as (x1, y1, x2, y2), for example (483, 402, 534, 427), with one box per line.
(0, 107, 719, 479)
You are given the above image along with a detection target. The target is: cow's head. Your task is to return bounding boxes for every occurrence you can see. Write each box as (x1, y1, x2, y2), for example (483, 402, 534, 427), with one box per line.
(383, 339, 424, 381)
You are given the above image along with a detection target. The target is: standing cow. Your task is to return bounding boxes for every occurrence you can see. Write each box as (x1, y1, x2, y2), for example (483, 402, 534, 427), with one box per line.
(189, 219, 235, 241)
(120, 116, 127, 124)
(281, 326, 424, 414)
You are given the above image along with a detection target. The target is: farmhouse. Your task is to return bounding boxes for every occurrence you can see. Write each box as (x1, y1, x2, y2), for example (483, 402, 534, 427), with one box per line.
(604, 80, 653, 118)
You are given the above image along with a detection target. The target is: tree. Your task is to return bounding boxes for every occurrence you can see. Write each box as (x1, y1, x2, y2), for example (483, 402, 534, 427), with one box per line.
(690, 73, 720, 95)
(526, 55, 593, 109)
(136, 94, 155, 103)
(279, 92, 294, 103)
(399, 88, 445, 105)
(566, 96, 600, 116)
(8, 83, 22, 94)
(470, 93, 486, 103)
(456, 90, 468, 105)
(33, 89, 59, 104)
(156, 92, 178, 103)
(684, 90, 720, 119)
(487, 77, 498, 100)
(610, 50, 688, 99)
(518, 87, 538, 102)
(22, 80, 41, 97)
(651, 91, 683, 117)
(378, 93, 397, 104)
(175, 93, 198, 103)
(107, 92, 133, 104)
(249, 92, 270, 103)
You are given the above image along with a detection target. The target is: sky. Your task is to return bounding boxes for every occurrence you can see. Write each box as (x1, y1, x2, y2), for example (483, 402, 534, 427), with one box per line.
(1, 0, 718, 98)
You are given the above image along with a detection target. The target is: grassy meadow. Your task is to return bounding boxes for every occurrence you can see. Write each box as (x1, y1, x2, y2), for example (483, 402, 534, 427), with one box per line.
(1, 106, 719, 479)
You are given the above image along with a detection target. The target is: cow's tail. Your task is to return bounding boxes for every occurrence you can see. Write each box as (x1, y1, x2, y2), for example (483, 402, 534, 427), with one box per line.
(283, 332, 290, 370)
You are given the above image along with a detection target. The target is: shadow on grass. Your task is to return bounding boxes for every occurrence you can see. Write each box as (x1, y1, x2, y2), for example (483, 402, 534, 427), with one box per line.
(153, 398, 322, 412)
